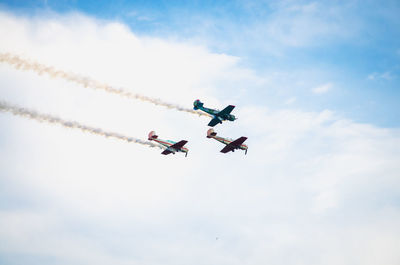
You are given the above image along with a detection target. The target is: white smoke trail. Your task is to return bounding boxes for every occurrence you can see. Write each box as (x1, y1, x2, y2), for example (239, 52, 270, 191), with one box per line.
(0, 101, 162, 149)
(0, 52, 212, 117)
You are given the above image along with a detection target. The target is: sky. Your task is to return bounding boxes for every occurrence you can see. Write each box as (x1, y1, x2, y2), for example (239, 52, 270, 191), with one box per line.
(1, 0, 400, 127)
(0, 1, 399, 265)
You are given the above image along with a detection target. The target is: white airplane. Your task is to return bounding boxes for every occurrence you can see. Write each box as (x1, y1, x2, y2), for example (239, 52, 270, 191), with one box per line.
(148, 131, 189, 157)
(207, 129, 248, 154)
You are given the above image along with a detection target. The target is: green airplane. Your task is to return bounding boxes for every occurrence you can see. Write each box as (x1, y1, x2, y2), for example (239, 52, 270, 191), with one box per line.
(193, 99, 237, 127)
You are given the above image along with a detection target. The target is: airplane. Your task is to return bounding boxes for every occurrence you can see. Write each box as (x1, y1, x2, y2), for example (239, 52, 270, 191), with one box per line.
(193, 99, 237, 127)
(206, 128, 248, 154)
(148, 131, 189, 157)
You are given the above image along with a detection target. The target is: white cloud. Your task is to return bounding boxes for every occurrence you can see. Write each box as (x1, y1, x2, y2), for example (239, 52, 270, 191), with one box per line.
(368, 71, 394, 80)
(367, 73, 377, 80)
(261, 2, 361, 49)
(161, 1, 365, 58)
(284, 97, 296, 105)
(1, 10, 400, 265)
(312, 82, 333, 94)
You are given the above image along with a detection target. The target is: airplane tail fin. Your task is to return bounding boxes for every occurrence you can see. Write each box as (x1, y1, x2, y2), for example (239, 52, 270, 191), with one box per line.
(207, 128, 217, 138)
(193, 99, 204, 110)
(148, 131, 158, 140)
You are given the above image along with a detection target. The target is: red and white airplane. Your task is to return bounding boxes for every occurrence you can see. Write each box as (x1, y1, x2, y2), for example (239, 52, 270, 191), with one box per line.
(207, 129, 248, 154)
(148, 131, 189, 157)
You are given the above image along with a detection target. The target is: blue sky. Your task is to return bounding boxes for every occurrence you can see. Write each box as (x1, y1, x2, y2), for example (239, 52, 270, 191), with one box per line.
(0, 1, 400, 265)
(1, 0, 399, 126)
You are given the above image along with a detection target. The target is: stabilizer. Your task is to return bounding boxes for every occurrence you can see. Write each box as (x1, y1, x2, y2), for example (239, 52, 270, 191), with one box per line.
(207, 128, 217, 138)
(148, 131, 158, 140)
(193, 99, 204, 110)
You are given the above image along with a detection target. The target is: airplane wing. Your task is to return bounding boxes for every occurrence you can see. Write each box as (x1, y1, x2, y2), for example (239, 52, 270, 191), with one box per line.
(161, 149, 173, 155)
(169, 140, 188, 150)
(208, 118, 221, 127)
(218, 105, 235, 116)
(220, 137, 247, 153)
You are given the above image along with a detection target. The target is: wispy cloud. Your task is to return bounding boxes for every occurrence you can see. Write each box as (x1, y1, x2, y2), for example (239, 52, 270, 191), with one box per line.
(125, 10, 154, 22)
(312, 82, 333, 94)
(262, 2, 360, 49)
(368, 71, 395, 80)
(285, 97, 296, 105)
(1, 9, 400, 265)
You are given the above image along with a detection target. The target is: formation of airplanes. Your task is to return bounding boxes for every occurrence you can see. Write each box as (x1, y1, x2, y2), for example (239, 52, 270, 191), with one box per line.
(150, 99, 248, 157)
